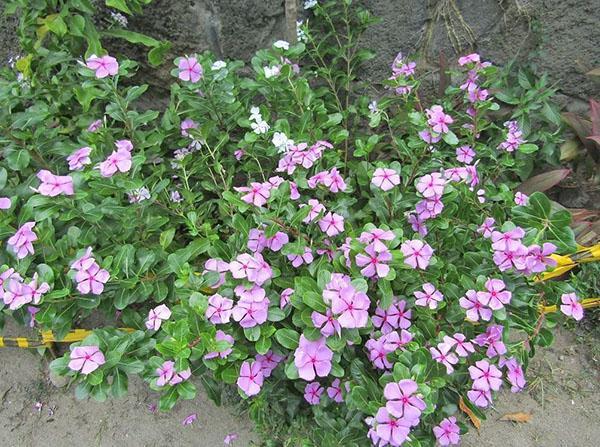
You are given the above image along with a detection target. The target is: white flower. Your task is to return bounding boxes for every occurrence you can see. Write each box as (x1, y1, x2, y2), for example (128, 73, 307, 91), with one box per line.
(272, 132, 294, 152)
(170, 190, 183, 203)
(368, 100, 379, 114)
(250, 106, 262, 121)
(304, 0, 317, 9)
(297, 20, 307, 42)
(110, 11, 128, 27)
(128, 187, 150, 204)
(211, 60, 226, 70)
(273, 40, 290, 50)
(264, 65, 281, 79)
(251, 120, 270, 135)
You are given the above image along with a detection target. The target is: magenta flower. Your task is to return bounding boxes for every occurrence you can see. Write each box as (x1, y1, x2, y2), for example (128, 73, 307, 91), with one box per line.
(68, 345, 105, 375)
(237, 360, 264, 397)
(145, 304, 171, 331)
(327, 378, 344, 403)
(414, 283, 443, 310)
(459, 290, 492, 321)
(178, 56, 203, 83)
(456, 145, 475, 164)
(400, 239, 433, 270)
(469, 360, 503, 391)
(560, 292, 583, 321)
(441, 333, 474, 357)
(477, 217, 495, 238)
(331, 285, 370, 328)
(86, 54, 118, 78)
(355, 244, 392, 278)
(372, 168, 401, 191)
(7, 222, 37, 259)
(426, 105, 453, 134)
(75, 258, 110, 295)
(500, 357, 526, 392)
(433, 416, 460, 446)
(235, 182, 271, 207)
(318, 212, 345, 237)
(293, 335, 333, 381)
(232, 294, 269, 328)
(467, 387, 493, 407)
(280, 287, 294, 308)
(416, 172, 446, 198)
(430, 343, 459, 374)
(304, 382, 324, 405)
(204, 330, 234, 360)
(206, 294, 234, 324)
(182, 413, 197, 426)
(375, 407, 411, 447)
(256, 351, 283, 377)
(477, 278, 511, 310)
(287, 246, 314, 267)
(67, 147, 92, 171)
(526, 243, 557, 273)
(98, 148, 131, 177)
(311, 309, 341, 337)
(366, 335, 394, 370)
(180, 118, 198, 136)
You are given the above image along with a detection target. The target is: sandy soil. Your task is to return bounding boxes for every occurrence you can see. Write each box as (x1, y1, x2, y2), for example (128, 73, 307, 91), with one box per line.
(1, 327, 598, 447)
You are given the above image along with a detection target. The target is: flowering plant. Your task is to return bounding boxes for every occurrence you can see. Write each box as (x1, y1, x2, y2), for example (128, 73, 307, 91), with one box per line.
(0, 0, 584, 445)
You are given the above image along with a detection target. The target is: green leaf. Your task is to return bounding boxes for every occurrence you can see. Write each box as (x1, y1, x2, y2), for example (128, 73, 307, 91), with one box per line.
(442, 131, 458, 146)
(159, 387, 179, 411)
(275, 328, 300, 349)
(103, 28, 160, 47)
(518, 143, 539, 154)
(160, 228, 176, 249)
(177, 381, 197, 400)
(255, 336, 272, 355)
(148, 42, 171, 67)
(105, 0, 132, 15)
(112, 370, 128, 397)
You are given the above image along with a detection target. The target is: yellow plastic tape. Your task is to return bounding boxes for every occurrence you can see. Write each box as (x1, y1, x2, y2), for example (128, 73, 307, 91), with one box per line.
(0, 328, 135, 349)
(539, 298, 600, 314)
(539, 243, 600, 281)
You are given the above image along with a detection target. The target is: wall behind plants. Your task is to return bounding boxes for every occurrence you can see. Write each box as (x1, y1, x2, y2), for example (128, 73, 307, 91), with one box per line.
(2, 0, 597, 105)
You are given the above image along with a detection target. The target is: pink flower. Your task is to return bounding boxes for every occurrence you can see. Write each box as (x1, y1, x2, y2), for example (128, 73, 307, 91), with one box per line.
(459, 290, 492, 321)
(246, 253, 272, 285)
(178, 56, 203, 83)
(68, 345, 105, 375)
(304, 382, 324, 405)
(265, 231, 289, 252)
(67, 147, 92, 170)
(71, 247, 94, 270)
(27, 306, 40, 327)
(0, 197, 11, 209)
(318, 212, 344, 237)
(235, 182, 270, 207)
(322, 168, 346, 193)
(98, 148, 132, 177)
(430, 343, 459, 374)
(359, 229, 395, 253)
(469, 360, 503, 391)
(419, 129, 441, 144)
(433, 416, 460, 446)
(35, 170, 74, 196)
(500, 357, 526, 392)
(372, 168, 401, 191)
(204, 330, 234, 360)
(86, 54, 118, 78)
(224, 433, 238, 445)
(408, 213, 428, 237)
(206, 294, 234, 324)
(526, 243, 557, 273)
(0, 268, 21, 295)
(372, 300, 410, 334)
(293, 335, 333, 381)
(400, 239, 433, 270)
(426, 105, 453, 134)
(514, 191, 529, 206)
(237, 360, 264, 397)
(115, 140, 133, 152)
(170, 368, 192, 385)
(375, 407, 411, 446)
(302, 199, 326, 223)
(478, 278, 511, 310)
(441, 333, 474, 357)
(458, 53, 481, 66)
(234, 149, 245, 160)
(287, 247, 314, 267)
(414, 283, 443, 309)
(280, 288, 294, 308)
(145, 304, 171, 331)
(87, 119, 102, 132)
(289, 181, 300, 200)
(331, 285, 370, 328)
(232, 293, 270, 328)
(181, 118, 198, 136)
(229, 253, 254, 279)
(182, 413, 197, 426)
(356, 244, 392, 278)
(322, 273, 351, 303)
(416, 172, 446, 198)
(3, 279, 33, 310)
(7, 222, 37, 259)
(256, 351, 283, 377)
(75, 258, 109, 295)
(366, 335, 394, 370)
(493, 243, 528, 272)
(382, 329, 413, 352)
(477, 217, 495, 238)
(560, 292, 583, 321)
(311, 309, 341, 337)
(327, 378, 344, 403)
(467, 387, 493, 407)
(456, 145, 475, 163)
(203, 258, 230, 288)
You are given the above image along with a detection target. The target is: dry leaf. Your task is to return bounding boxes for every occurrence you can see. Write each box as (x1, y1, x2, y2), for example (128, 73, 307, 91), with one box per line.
(459, 396, 481, 430)
(500, 412, 533, 423)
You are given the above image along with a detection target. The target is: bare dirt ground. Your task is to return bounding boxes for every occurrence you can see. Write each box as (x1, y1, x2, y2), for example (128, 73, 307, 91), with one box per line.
(1, 326, 598, 447)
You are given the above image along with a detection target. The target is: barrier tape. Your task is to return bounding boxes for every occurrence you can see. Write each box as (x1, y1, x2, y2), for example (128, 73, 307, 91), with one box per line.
(539, 243, 600, 281)
(0, 328, 135, 349)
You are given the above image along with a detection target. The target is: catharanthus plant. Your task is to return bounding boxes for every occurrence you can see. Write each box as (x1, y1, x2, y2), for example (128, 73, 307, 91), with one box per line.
(0, 0, 584, 446)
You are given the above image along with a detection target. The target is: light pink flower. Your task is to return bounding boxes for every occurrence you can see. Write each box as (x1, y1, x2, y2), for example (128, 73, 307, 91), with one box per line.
(293, 335, 333, 381)
(3, 279, 33, 310)
(426, 105, 453, 134)
(68, 345, 105, 374)
(456, 145, 475, 163)
(178, 56, 203, 83)
(430, 343, 459, 374)
(500, 357, 526, 392)
(7, 222, 37, 259)
(229, 253, 254, 279)
(526, 243, 557, 273)
(414, 283, 443, 309)
(322, 168, 346, 193)
(302, 199, 326, 223)
(359, 229, 395, 253)
(145, 304, 171, 331)
(234, 149, 244, 160)
(318, 212, 344, 237)
(366, 335, 393, 370)
(477, 217, 495, 238)
(459, 290, 492, 321)
(86, 54, 118, 78)
(469, 360, 503, 391)
(182, 413, 197, 426)
(87, 119, 102, 132)
(181, 118, 198, 136)
(311, 309, 341, 337)
(235, 182, 270, 207)
(433, 416, 460, 446)
(514, 191, 529, 206)
(27, 274, 49, 305)
(280, 288, 294, 308)
(206, 294, 234, 324)
(224, 433, 238, 445)
(231, 294, 270, 328)
(400, 239, 433, 270)
(416, 172, 446, 198)
(372, 168, 401, 191)
(467, 387, 493, 407)
(0, 197, 11, 209)
(287, 247, 314, 267)
(98, 148, 131, 177)
(458, 53, 481, 66)
(170, 368, 192, 385)
(35, 170, 74, 196)
(256, 351, 283, 377)
(356, 244, 392, 278)
(304, 382, 324, 405)
(289, 181, 300, 200)
(441, 333, 474, 357)
(237, 360, 264, 397)
(204, 258, 230, 288)
(331, 285, 370, 328)
(382, 329, 413, 353)
(67, 147, 92, 170)
(478, 278, 511, 310)
(75, 258, 109, 295)
(560, 292, 583, 321)
(384, 379, 425, 425)
(375, 407, 411, 446)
